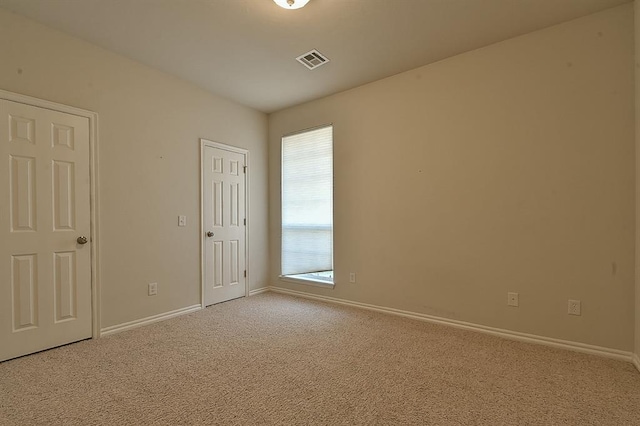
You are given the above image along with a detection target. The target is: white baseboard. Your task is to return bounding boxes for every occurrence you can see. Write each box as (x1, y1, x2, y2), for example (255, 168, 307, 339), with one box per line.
(633, 354, 640, 372)
(268, 286, 633, 363)
(100, 304, 201, 337)
(249, 287, 270, 296)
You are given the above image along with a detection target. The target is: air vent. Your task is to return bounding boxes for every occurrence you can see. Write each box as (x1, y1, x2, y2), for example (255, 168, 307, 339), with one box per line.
(296, 49, 330, 70)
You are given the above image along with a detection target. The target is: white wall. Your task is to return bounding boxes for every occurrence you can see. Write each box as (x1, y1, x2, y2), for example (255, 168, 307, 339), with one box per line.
(269, 4, 635, 351)
(0, 9, 269, 329)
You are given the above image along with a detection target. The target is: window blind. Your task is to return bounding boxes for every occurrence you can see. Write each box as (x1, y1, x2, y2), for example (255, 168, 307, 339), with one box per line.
(281, 125, 333, 276)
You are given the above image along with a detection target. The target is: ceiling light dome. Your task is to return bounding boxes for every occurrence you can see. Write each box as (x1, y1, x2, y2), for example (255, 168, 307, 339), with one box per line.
(273, 0, 310, 10)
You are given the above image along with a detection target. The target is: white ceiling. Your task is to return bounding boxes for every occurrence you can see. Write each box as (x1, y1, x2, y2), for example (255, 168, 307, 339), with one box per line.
(0, 0, 629, 113)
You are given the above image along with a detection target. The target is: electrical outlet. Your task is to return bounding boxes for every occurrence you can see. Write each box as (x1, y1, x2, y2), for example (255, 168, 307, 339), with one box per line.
(148, 282, 158, 296)
(568, 299, 581, 316)
(178, 215, 187, 227)
(507, 292, 519, 307)
(349, 272, 356, 283)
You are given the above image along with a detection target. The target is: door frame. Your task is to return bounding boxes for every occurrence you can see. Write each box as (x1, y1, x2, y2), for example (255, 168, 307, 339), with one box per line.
(200, 139, 250, 308)
(0, 89, 101, 338)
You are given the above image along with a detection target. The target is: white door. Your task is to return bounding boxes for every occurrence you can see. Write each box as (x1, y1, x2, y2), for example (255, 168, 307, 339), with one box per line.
(203, 143, 246, 306)
(0, 99, 92, 362)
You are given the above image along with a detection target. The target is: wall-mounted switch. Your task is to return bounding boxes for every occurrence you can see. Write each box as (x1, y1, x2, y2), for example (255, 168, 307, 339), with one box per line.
(507, 292, 519, 307)
(178, 215, 187, 227)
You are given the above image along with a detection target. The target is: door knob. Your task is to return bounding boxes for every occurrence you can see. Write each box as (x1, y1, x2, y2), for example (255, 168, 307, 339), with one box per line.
(206, 231, 214, 237)
(77, 236, 88, 245)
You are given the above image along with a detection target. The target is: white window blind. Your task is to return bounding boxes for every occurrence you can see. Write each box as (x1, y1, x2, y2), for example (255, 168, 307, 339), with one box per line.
(281, 125, 333, 276)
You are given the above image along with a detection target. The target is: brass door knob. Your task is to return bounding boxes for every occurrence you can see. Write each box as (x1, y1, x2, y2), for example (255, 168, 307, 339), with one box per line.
(77, 236, 88, 245)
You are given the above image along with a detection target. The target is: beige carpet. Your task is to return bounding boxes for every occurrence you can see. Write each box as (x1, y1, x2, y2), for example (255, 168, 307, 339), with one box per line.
(1, 292, 639, 425)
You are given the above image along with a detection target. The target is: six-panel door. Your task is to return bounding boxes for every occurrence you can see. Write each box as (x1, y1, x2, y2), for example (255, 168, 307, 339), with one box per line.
(203, 145, 246, 306)
(0, 100, 92, 362)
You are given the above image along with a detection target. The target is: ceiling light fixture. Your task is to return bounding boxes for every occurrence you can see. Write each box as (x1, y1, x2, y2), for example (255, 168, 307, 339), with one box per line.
(273, 0, 310, 10)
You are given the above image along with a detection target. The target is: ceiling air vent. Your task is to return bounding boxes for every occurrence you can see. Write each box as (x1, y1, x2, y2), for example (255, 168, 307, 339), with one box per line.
(296, 49, 330, 70)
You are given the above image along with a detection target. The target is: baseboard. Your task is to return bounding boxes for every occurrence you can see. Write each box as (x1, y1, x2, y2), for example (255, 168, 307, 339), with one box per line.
(268, 286, 633, 363)
(100, 304, 201, 337)
(249, 287, 270, 296)
(633, 353, 640, 372)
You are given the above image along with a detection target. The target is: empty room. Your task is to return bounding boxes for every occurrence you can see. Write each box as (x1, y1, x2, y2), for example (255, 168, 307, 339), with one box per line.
(1, 0, 640, 424)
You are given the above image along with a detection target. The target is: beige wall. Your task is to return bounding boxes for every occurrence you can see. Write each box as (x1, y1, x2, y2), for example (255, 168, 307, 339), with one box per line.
(269, 4, 635, 351)
(0, 9, 269, 329)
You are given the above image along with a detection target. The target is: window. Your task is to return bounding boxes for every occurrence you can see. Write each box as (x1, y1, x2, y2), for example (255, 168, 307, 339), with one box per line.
(281, 125, 333, 286)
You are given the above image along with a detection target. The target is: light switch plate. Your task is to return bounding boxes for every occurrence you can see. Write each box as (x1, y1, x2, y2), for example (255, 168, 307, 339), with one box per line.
(178, 215, 187, 227)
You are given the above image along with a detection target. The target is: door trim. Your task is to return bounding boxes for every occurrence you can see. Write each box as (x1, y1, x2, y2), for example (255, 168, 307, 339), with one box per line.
(0, 89, 101, 338)
(200, 139, 250, 308)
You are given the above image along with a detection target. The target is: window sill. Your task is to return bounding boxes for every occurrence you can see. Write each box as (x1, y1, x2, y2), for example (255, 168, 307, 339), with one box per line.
(279, 275, 335, 289)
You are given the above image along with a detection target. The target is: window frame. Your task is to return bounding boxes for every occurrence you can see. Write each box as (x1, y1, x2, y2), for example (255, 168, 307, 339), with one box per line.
(279, 124, 335, 288)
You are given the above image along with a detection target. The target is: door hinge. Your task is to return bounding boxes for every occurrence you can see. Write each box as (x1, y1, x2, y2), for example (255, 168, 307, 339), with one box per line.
(244, 270, 247, 278)
(243, 165, 247, 173)
(244, 218, 246, 226)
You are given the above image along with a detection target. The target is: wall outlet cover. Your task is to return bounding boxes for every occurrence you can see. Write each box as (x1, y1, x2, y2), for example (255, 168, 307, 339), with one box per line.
(568, 299, 581, 316)
(148, 282, 158, 296)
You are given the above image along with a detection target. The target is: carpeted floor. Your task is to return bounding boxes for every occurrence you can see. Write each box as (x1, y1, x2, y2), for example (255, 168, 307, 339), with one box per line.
(1, 292, 639, 425)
